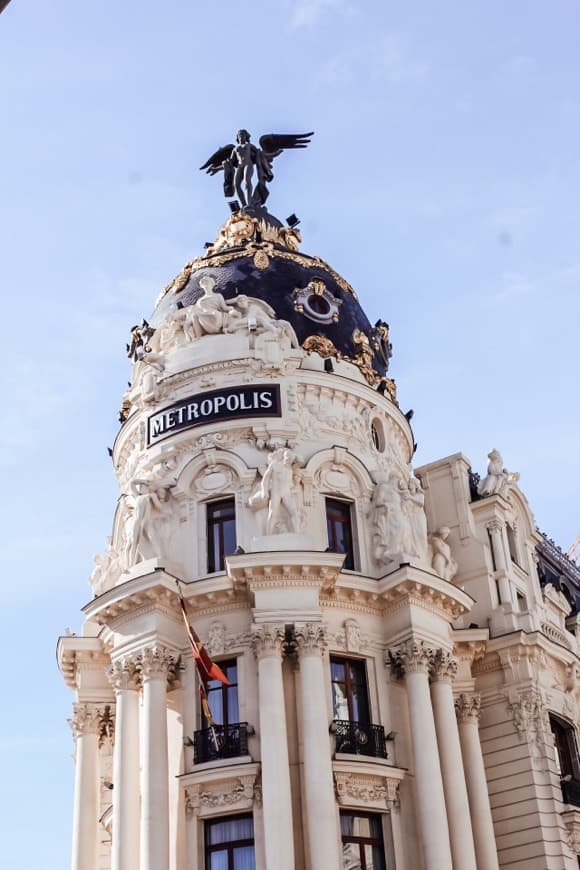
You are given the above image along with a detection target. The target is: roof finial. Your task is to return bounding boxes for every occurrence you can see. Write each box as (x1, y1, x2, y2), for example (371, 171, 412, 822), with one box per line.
(200, 130, 314, 209)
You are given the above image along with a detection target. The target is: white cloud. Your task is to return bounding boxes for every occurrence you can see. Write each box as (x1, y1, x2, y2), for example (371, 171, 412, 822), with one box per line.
(371, 35, 429, 83)
(288, 0, 354, 31)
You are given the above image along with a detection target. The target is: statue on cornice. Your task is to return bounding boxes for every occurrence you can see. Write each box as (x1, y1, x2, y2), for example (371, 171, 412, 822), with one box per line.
(370, 473, 406, 565)
(200, 130, 314, 207)
(400, 477, 429, 563)
(477, 449, 520, 498)
(123, 479, 176, 567)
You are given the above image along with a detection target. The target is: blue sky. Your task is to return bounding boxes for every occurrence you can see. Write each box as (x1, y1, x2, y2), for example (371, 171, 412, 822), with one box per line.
(1, 1, 579, 865)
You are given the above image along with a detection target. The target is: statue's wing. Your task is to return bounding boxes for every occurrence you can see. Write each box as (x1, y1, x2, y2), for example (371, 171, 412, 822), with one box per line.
(246, 296, 276, 318)
(258, 132, 314, 158)
(199, 144, 235, 175)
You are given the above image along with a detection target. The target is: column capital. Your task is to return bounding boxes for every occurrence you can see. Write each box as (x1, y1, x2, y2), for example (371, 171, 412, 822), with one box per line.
(107, 654, 141, 692)
(251, 624, 286, 660)
(455, 692, 481, 724)
(387, 640, 435, 678)
(295, 623, 327, 657)
(139, 644, 177, 683)
(430, 649, 458, 683)
(486, 519, 504, 533)
(69, 702, 103, 739)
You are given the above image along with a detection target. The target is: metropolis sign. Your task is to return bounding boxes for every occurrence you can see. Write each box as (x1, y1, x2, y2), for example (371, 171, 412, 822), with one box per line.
(147, 384, 281, 446)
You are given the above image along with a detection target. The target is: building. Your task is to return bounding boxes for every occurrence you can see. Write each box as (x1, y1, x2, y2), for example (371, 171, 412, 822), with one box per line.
(58, 139, 580, 870)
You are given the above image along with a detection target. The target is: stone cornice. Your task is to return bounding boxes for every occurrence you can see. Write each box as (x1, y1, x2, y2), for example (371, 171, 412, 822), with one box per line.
(180, 761, 261, 818)
(227, 550, 345, 596)
(57, 635, 109, 690)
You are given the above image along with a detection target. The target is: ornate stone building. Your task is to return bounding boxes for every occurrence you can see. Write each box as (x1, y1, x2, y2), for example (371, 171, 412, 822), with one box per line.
(58, 165, 580, 869)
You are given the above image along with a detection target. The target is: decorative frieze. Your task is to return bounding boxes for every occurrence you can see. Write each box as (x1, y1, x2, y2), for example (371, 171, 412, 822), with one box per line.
(185, 773, 261, 818)
(507, 687, 550, 746)
(334, 771, 401, 811)
(455, 693, 481, 724)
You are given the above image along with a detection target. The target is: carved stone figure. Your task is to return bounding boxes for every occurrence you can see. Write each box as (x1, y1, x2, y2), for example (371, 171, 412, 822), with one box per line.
(477, 449, 520, 497)
(200, 130, 314, 207)
(400, 477, 429, 563)
(226, 295, 298, 347)
(370, 473, 406, 566)
(127, 320, 155, 361)
(249, 448, 300, 534)
(430, 527, 458, 581)
(123, 479, 176, 567)
(89, 538, 121, 595)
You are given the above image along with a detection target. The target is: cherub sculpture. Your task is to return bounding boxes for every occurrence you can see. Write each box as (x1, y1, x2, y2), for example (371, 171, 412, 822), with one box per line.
(200, 130, 314, 207)
(477, 449, 520, 498)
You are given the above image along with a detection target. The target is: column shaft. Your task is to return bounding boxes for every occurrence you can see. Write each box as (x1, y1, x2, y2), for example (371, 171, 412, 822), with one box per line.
(296, 625, 341, 870)
(142, 672, 170, 870)
(457, 699, 499, 870)
(254, 627, 295, 870)
(431, 678, 477, 870)
(111, 687, 140, 870)
(71, 708, 100, 870)
(406, 668, 453, 870)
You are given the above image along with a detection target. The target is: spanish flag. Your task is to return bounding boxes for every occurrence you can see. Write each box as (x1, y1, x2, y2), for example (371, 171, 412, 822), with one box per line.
(175, 582, 230, 686)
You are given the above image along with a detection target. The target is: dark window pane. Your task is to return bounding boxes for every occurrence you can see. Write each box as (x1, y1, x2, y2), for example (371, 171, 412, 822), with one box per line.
(207, 498, 237, 573)
(342, 843, 362, 870)
(331, 657, 370, 725)
(209, 851, 228, 870)
(326, 498, 355, 570)
(207, 815, 253, 845)
(364, 843, 386, 870)
(233, 845, 256, 870)
(340, 812, 386, 870)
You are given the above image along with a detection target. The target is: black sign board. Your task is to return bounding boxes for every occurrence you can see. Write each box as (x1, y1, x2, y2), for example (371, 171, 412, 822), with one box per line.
(147, 384, 281, 446)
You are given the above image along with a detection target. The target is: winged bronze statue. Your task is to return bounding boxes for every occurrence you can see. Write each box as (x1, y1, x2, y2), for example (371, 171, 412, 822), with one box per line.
(200, 129, 314, 208)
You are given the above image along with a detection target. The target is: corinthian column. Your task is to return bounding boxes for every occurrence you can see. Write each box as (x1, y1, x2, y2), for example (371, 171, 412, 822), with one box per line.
(70, 703, 102, 870)
(388, 641, 453, 870)
(295, 623, 341, 870)
(252, 625, 295, 870)
(108, 655, 141, 870)
(430, 652, 477, 870)
(455, 694, 499, 870)
(140, 645, 176, 870)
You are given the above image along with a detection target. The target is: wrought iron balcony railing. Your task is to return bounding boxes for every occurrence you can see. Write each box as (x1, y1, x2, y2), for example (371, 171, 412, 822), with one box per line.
(193, 722, 249, 765)
(561, 776, 580, 807)
(331, 719, 388, 759)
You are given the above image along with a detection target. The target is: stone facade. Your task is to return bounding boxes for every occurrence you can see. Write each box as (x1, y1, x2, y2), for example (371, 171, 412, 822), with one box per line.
(58, 205, 580, 870)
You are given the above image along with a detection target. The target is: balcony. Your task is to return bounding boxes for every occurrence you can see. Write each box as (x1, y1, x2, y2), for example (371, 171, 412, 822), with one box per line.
(561, 777, 580, 807)
(193, 722, 249, 765)
(331, 720, 388, 760)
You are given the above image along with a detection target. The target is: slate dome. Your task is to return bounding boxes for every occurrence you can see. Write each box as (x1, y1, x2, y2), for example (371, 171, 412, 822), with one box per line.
(151, 207, 394, 396)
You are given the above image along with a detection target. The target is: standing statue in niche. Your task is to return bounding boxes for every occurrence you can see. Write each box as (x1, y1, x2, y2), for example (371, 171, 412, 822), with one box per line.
(477, 449, 520, 497)
(123, 479, 176, 567)
(430, 527, 458, 581)
(248, 448, 301, 534)
(369, 473, 406, 566)
(400, 477, 430, 563)
(200, 130, 314, 208)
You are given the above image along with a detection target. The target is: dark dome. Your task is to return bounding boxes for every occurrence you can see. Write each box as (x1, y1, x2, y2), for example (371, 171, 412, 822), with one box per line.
(151, 209, 393, 393)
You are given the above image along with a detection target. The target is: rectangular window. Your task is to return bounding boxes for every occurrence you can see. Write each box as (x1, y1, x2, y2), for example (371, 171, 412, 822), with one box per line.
(207, 498, 237, 573)
(205, 659, 239, 727)
(326, 498, 355, 570)
(340, 811, 386, 870)
(331, 656, 370, 724)
(205, 814, 255, 870)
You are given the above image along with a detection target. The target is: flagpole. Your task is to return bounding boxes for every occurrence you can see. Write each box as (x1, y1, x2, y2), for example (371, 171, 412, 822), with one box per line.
(174, 579, 221, 753)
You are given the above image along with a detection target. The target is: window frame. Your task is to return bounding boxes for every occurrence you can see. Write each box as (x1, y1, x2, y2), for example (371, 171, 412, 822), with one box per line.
(204, 813, 255, 870)
(204, 658, 239, 728)
(340, 810, 387, 870)
(550, 713, 580, 779)
(330, 655, 371, 724)
(206, 497, 237, 574)
(325, 497, 356, 570)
